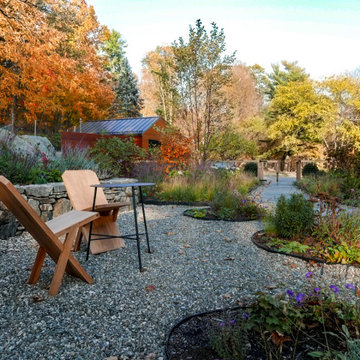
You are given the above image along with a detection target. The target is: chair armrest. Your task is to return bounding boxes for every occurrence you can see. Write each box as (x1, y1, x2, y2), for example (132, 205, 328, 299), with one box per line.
(83, 202, 128, 212)
(46, 210, 99, 237)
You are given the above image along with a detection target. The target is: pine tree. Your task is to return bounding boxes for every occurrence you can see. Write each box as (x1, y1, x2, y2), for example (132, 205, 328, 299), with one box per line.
(115, 57, 143, 117)
(104, 30, 142, 118)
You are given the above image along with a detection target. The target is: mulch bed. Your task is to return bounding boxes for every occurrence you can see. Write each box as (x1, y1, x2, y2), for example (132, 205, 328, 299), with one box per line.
(183, 208, 257, 222)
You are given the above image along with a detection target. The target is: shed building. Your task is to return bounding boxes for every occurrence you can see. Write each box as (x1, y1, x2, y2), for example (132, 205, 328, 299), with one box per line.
(61, 116, 166, 150)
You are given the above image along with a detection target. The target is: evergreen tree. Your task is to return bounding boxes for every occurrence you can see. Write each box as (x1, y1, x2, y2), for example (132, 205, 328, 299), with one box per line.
(104, 30, 142, 118)
(115, 57, 143, 117)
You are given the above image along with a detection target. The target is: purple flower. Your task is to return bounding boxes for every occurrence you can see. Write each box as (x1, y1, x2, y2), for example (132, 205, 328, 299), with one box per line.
(241, 312, 249, 320)
(241, 200, 247, 204)
(313, 287, 321, 293)
(330, 285, 339, 293)
(306, 271, 314, 278)
(286, 289, 294, 297)
(351, 188, 355, 192)
(346, 284, 355, 291)
(230, 319, 236, 325)
(219, 322, 226, 327)
(296, 293, 305, 303)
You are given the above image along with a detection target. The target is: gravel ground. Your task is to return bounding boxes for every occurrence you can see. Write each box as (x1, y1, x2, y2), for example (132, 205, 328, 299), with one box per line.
(1, 205, 360, 360)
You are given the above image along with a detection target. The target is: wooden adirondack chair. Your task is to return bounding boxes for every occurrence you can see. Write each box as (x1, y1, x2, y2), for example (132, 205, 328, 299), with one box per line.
(0, 176, 99, 296)
(62, 170, 128, 255)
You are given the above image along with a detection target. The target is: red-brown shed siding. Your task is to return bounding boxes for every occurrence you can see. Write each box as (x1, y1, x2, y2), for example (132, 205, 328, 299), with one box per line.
(61, 117, 166, 150)
(61, 132, 142, 150)
(141, 118, 166, 149)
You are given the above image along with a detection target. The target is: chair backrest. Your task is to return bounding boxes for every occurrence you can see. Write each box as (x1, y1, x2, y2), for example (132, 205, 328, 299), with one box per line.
(62, 170, 108, 211)
(0, 176, 63, 261)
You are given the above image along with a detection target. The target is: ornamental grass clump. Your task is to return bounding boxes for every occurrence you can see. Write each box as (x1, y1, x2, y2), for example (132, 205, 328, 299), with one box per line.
(274, 194, 315, 238)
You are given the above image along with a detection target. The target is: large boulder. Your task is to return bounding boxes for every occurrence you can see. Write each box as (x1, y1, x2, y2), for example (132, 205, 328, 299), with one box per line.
(0, 129, 56, 160)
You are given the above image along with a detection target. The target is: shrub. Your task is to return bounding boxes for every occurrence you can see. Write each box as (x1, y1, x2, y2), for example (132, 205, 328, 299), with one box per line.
(159, 126, 192, 172)
(243, 162, 257, 176)
(90, 137, 145, 177)
(274, 194, 315, 238)
(302, 162, 319, 177)
(46, 133, 61, 151)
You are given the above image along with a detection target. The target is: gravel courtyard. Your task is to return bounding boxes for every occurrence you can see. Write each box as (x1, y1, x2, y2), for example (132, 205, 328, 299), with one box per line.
(1, 204, 360, 359)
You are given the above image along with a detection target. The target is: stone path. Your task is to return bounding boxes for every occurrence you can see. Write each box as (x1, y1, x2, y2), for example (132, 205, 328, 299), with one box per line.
(258, 172, 360, 215)
(259, 173, 301, 203)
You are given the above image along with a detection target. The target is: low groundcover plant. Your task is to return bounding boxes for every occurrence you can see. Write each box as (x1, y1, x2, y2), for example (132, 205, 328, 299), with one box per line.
(210, 273, 360, 359)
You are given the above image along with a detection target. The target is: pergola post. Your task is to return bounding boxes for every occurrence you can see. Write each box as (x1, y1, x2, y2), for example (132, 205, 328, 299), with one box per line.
(258, 160, 265, 181)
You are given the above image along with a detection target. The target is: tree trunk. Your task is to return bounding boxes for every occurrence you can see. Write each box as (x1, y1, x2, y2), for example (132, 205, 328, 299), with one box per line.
(10, 96, 16, 133)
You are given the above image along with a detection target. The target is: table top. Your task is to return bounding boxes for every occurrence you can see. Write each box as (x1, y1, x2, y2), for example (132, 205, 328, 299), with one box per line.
(90, 182, 155, 188)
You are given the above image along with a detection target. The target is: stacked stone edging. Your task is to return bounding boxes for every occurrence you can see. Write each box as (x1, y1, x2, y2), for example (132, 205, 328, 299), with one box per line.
(0, 178, 137, 239)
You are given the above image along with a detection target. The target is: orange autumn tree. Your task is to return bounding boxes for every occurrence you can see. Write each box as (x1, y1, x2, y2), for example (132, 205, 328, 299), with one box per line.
(0, 0, 113, 132)
(159, 126, 192, 172)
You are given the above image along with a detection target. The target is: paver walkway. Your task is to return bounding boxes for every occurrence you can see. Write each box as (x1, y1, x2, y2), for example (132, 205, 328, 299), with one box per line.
(258, 172, 302, 204)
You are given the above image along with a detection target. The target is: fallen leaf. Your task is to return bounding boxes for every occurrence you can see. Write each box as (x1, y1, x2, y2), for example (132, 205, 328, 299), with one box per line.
(144, 354, 156, 360)
(224, 238, 232, 243)
(183, 244, 191, 248)
(224, 257, 235, 261)
(178, 250, 185, 255)
(265, 283, 277, 290)
(307, 322, 320, 329)
(236, 299, 246, 306)
(145, 284, 156, 292)
(166, 232, 175, 235)
(32, 294, 44, 303)
(216, 230, 222, 233)
(270, 330, 292, 347)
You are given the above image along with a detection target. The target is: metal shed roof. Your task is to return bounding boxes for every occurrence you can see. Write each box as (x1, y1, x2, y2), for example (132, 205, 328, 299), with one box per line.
(79, 117, 161, 135)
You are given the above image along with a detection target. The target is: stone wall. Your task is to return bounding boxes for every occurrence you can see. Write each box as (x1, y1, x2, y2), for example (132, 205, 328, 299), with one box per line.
(0, 178, 137, 239)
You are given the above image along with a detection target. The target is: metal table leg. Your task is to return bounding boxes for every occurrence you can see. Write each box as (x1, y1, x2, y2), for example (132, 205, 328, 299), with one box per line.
(132, 186, 144, 272)
(139, 186, 152, 253)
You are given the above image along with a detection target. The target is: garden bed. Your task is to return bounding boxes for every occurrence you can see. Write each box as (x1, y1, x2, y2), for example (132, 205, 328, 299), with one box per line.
(143, 198, 210, 206)
(166, 286, 358, 360)
(183, 208, 258, 222)
(252, 230, 360, 267)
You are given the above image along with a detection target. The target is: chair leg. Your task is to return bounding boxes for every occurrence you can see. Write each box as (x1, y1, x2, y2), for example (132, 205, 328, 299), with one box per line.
(112, 208, 120, 221)
(73, 228, 83, 252)
(28, 246, 47, 285)
(49, 228, 77, 296)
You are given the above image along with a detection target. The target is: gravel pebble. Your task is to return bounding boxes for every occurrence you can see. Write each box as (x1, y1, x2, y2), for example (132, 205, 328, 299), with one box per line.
(1, 205, 360, 359)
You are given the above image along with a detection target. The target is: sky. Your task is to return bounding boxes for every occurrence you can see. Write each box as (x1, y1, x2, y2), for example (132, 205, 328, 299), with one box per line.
(87, 0, 360, 80)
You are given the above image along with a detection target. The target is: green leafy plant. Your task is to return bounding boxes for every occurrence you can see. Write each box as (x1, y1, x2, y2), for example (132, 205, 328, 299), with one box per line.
(209, 274, 360, 359)
(90, 136, 145, 177)
(302, 162, 320, 177)
(210, 318, 247, 360)
(243, 162, 258, 176)
(274, 194, 315, 238)
(268, 238, 310, 254)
